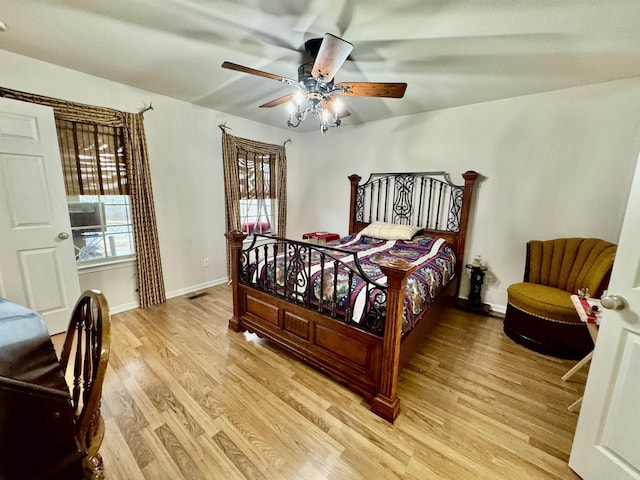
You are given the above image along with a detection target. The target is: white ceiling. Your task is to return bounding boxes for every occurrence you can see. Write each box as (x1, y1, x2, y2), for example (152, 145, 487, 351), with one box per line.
(1, 0, 639, 132)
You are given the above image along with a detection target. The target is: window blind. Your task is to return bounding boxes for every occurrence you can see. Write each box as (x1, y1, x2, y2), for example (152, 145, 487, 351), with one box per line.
(237, 150, 275, 200)
(56, 119, 129, 196)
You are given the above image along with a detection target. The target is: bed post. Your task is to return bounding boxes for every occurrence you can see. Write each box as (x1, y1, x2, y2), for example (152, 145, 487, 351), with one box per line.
(371, 259, 417, 422)
(454, 171, 479, 296)
(348, 174, 361, 234)
(224, 230, 248, 332)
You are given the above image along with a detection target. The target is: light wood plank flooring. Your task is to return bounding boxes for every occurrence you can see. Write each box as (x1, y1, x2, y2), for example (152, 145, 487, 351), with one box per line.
(60, 284, 587, 479)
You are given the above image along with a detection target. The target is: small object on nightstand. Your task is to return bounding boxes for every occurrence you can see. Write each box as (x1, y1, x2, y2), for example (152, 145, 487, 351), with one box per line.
(302, 231, 340, 245)
(458, 260, 491, 315)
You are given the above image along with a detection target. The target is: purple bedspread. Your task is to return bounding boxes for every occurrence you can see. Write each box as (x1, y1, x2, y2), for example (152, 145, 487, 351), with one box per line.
(330, 234, 456, 333)
(248, 233, 456, 335)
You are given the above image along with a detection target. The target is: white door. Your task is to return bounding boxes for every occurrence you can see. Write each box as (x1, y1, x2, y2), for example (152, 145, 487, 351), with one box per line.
(0, 98, 80, 334)
(569, 149, 640, 478)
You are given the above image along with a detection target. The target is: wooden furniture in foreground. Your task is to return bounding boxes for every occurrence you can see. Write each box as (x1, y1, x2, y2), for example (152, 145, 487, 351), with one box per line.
(504, 238, 616, 359)
(60, 290, 111, 480)
(226, 171, 478, 422)
(0, 297, 86, 480)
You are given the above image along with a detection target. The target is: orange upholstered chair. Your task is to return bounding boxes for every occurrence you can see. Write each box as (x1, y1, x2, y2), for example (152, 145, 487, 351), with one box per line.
(504, 238, 616, 359)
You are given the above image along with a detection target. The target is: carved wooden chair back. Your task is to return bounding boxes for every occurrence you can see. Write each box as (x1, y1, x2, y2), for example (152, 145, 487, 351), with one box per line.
(59, 289, 111, 477)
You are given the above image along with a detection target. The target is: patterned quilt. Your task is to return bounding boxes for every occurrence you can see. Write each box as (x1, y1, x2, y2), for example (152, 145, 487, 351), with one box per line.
(247, 233, 456, 335)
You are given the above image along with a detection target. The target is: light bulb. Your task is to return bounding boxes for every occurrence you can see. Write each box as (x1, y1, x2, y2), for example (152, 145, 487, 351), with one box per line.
(332, 98, 344, 116)
(293, 91, 305, 106)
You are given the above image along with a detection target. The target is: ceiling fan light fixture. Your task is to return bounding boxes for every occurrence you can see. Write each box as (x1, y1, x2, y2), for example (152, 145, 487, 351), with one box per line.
(222, 33, 406, 135)
(318, 102, 341, 135)
(287, 99, 310, 128)
(286, 92, 341, 135)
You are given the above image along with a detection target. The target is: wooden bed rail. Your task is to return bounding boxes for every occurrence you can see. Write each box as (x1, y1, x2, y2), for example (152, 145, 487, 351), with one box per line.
(226, 231, 401, 334)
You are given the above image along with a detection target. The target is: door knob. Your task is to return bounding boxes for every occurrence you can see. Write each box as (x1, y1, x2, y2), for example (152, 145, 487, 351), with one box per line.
(58, 232, 69, 240)
(601, 294, 627, 311)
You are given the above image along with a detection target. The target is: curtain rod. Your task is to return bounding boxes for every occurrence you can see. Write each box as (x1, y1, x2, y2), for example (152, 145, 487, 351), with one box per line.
(218, 123, 290, 147)
(138, 101, 154, 114)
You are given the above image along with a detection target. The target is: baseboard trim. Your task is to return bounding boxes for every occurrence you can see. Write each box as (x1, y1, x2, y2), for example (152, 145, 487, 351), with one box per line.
(110, 302, 139, 315)
(165, 277, 229, 300)
(109, 277, 229, 314)
(487, 302, 506, 317)
(457, 296, 506, 318)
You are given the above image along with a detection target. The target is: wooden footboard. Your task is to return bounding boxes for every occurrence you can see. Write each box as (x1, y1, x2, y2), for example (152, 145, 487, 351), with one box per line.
(225, 231, 414, 422)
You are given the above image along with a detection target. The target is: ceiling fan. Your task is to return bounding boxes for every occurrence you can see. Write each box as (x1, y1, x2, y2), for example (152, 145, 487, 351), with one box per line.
(221, 33, 407, 134)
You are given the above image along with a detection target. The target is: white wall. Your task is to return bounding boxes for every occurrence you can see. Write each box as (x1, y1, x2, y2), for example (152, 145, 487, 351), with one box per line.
(3, 48, 639, 314)
(290, 77, 640, 312)
(0, 49, 291, 312)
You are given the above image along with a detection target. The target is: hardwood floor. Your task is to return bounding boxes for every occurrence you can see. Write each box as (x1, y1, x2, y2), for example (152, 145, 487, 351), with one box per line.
(67, 284, 586, 479)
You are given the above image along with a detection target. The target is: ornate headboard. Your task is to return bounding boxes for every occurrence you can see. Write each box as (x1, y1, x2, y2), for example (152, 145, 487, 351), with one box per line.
(348, 171, 479, 289)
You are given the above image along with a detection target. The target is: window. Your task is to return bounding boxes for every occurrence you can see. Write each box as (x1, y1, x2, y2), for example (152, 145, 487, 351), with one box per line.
(67, 195, 135, 262)
(238, 151, 276, 238)
(56, 119, 135, 264)
(240, 198, 273, 235)
(221, 130, 287, 276)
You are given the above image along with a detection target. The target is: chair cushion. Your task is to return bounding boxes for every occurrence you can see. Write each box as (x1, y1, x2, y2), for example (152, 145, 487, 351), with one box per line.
(507, 282, 581, 324)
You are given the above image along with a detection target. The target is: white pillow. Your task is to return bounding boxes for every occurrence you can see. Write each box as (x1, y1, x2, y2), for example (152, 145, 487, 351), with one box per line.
(359, 221, 422, 241)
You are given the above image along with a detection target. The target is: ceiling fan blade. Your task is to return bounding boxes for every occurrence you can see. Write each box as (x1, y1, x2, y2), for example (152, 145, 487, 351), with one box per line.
(335, 82, 408, 98)
(311, 33, 353, 83)
(323, 97, 351, 118)
(259, 94, 294, 108)
(221, 61, 297, 87)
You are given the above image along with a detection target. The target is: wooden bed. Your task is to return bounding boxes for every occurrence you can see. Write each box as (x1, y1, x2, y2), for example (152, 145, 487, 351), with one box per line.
(225, 170, 479, 422)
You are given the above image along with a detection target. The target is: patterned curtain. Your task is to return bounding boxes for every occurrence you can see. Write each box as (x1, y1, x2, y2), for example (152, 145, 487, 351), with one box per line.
(221, 128, 287, 275)
(121, 113, 166, 307)
(0, 86, 166, 308)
